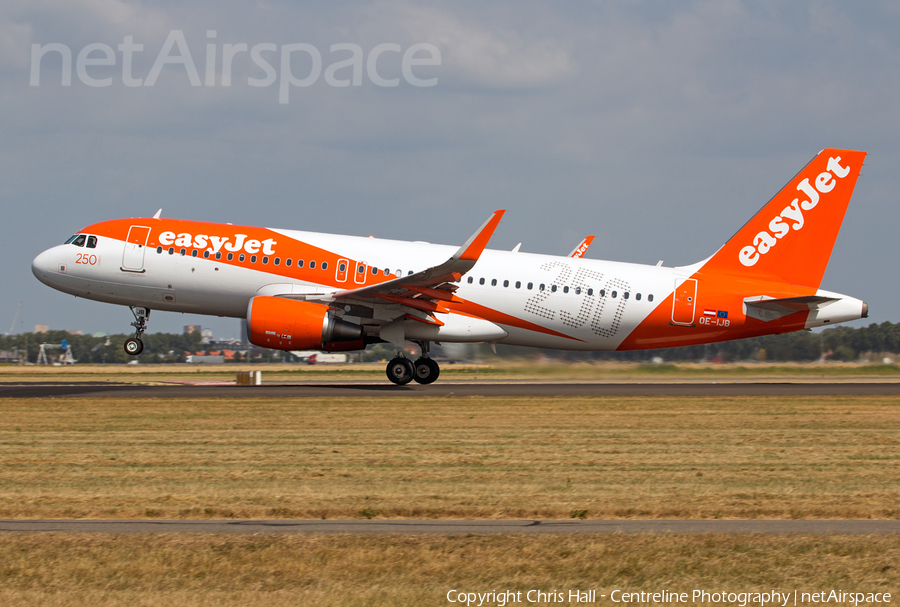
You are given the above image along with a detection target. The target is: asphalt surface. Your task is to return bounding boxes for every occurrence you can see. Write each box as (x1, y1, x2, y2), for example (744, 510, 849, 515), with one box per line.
(1, 519, 898, 535)
(3, 381, 900, 398)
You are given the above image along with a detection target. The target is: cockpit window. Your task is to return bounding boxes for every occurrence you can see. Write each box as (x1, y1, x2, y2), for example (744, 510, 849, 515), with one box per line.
(70, 235, 86, 247)
(86, 236, 98, 249)
(64, 235, 78, 244)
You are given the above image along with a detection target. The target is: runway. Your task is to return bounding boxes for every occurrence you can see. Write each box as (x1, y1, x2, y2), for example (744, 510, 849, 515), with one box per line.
(1, 519, 898, 535)
(3, 381, 900, 398)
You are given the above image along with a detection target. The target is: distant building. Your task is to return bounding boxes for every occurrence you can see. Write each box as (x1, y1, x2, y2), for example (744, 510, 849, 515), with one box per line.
(34, 324, 49, 333)
(201, 328, 214, 344)
(184, 325, 202, 334)
(66, 330, 82, 336)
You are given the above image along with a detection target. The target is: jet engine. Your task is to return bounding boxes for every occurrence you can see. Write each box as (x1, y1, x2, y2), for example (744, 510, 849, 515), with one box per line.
(246, 296, 364, 352)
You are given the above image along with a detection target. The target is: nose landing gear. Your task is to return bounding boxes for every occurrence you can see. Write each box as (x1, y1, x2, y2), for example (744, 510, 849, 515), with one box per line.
(124, 306, 150, 356)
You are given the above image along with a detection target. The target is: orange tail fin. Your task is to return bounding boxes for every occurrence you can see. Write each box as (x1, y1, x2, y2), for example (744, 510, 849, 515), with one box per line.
(700, 149, 866, 289)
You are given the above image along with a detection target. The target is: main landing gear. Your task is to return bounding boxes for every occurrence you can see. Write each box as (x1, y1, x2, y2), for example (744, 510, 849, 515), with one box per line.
(385, 341, 441, 386)
(124, 306, 150, 356)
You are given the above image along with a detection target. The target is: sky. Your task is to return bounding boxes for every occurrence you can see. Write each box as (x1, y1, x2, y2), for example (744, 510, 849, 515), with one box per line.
(2, 1, 899, 340)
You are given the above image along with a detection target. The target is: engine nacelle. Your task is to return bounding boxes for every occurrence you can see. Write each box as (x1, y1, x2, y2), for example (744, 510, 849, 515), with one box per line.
(246, 296, 364, 352)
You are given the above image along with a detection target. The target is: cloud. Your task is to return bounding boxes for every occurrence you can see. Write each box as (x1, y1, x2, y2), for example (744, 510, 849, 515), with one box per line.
(381, 3, 577, 88)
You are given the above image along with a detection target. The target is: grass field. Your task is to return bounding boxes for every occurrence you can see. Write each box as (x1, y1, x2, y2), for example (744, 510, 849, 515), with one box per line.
(1, 394, 898, 520)
(0, 533, 897, 606)
(2, 369, 899, 605)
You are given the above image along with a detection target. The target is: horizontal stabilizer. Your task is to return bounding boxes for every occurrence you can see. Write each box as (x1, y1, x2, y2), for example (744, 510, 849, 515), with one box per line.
(744, 295, 839, 322)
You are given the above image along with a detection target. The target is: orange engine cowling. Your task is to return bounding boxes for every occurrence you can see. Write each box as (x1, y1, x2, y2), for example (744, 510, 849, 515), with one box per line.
(246, 296, 364, 352)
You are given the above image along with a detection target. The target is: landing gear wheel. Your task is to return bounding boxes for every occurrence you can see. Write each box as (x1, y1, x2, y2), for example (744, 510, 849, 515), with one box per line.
(413, 358, 440, 384)
(386, 357, 415, 386)
(124, 338, 144, 355)
(125, 306, 150, 356)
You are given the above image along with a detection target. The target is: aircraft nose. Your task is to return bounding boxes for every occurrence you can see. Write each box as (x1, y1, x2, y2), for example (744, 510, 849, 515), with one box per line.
(32, 248, 55, 284)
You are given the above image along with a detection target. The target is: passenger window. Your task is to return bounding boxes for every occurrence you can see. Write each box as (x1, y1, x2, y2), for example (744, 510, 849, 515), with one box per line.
(383, 267, 388, 275)
(192, 250, 198, 258)
(262, 256, 268, 264)
(251, 255, 257, 263)
(574, 287, 581, 295)
(298, 260, 304, 268)
(215, 252, 221, 260)
(599, 289, 605, 297)
(239, 254, 245, 262)
(322, 262, 328, 270)
(467, 276, 474, 284)
(551, 285, 557, 293)
(491, 279, 497, 286)
(587, 288, 593, 296)
(539, 284, 545, 291)
(286, 258, 292, 266)
(309, 261, 316, 269)
(180, 248, 186, 256)
(479, 278, 485, 285)
(168, 247, 175, 255)
(203, 250, 210, 258)
(408, 271, 413, 275)
(648, 294, 654, 302)
(86, 236, 98, 248)
(515, 281, 521, 289)
(371, 267, 378, 275)
(611, 291, 617, 298)
(274, 258, 281, 266)
(503, 280, 509, 287)
(227, 253, 233, 261)
(624, 292, 629, 299)
(527, 282, 533, 290)
(636, 293, 641, 301)
(72, 235, 86, 247)
(339, 263, 346, 272)
(563, 286, 569, 294)
(157, 246, 163, 254)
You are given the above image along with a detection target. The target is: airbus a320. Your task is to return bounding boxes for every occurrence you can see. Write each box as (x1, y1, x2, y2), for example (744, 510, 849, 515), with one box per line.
(32, 149, 869, 384)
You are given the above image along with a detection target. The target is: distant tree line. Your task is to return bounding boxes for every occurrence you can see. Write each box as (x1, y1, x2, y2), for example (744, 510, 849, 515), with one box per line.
(3, 321, 900, 365)
(503, 321, 900, 363)
(0, 330, 203, 364)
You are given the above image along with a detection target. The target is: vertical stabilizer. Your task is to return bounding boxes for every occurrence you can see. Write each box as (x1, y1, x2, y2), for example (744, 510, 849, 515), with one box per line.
(700, 149, 866, 289)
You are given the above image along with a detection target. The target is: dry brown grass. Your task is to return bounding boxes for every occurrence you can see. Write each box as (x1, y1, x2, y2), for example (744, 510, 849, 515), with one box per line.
(1, 395, 898, 520)
(0, 533, 897, 606)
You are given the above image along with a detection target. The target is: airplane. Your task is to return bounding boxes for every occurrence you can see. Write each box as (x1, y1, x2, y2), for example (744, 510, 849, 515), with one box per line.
(32, 148, 868, 385)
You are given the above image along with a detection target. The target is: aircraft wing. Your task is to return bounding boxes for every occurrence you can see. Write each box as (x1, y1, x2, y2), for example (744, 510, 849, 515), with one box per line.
(304, 210, 504, 319)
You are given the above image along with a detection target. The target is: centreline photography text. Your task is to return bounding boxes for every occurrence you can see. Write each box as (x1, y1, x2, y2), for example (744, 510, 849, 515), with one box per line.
(445, 588, 893, 606)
